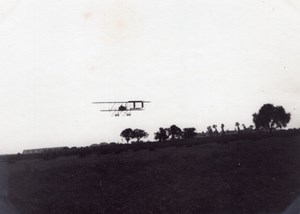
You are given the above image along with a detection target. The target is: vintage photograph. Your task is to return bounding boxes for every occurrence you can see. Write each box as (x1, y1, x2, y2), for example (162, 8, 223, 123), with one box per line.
(0, 0, 300, 213)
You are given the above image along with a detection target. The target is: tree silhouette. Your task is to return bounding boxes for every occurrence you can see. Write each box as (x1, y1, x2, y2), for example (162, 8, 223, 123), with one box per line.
(183, 128, 197, 139)
(212, 125, 218, 134)
(154, 128, 169, 142)
(235, 122, 240, 132)
(242, 124, 246, 130)
(169, 125, 183, 140)
(273, 106, 291, 128)
(132, 129, 149, 142)
(207, 126, 213, 136)
(221, 124, 225, 134)
(120, 128, 133, 144)
(253, 103, 291, 132)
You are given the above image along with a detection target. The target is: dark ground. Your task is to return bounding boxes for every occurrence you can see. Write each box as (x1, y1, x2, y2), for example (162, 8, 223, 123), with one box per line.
(6, 135, 300, 214)
(0, 160, 18, 213)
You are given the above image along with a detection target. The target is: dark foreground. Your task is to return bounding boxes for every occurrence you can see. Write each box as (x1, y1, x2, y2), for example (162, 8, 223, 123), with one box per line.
(6, 135, 300, 213)
(0, 161, 18, 213)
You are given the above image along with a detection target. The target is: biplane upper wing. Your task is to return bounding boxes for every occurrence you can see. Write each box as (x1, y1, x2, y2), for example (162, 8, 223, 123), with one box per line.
(128, 100, 151, 103)
(92, 101, 128, 104)
(92, 101, 151, 104)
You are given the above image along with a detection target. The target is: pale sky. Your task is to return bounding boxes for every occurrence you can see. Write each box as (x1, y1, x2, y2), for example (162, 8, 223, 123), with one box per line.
(0, 0, 299, 154)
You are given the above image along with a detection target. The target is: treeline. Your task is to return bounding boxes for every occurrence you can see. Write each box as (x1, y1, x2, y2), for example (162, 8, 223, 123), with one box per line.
(4, 103, 298, 163)
(120, 126, 197, 144)
(120, 103, 292, 143)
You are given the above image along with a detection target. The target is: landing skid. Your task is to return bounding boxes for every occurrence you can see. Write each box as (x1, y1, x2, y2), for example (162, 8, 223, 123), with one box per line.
(111, 111, 131, 117)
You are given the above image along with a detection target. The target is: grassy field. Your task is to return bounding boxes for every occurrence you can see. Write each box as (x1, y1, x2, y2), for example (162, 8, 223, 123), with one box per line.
(6, 135, 300, 213)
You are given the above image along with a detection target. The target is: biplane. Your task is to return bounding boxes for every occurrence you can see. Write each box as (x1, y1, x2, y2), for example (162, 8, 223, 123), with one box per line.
(92, 100, 150, 116)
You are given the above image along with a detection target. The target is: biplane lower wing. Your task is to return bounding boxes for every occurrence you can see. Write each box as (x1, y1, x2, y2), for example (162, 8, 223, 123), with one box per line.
(100, 108, 144, 112)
